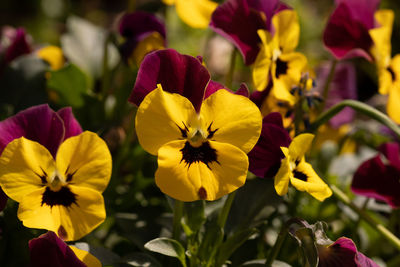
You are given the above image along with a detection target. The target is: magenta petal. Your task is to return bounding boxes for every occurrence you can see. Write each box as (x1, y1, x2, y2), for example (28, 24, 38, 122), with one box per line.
(57, 107, 83, 141)
(119, 11, 166, 60)
(335, 0, 379, 28)
(351, 143, 400, 208)
(315, 62, 357, 128)
(0, 104, 64, 157)
(29, 231, 86, 267)
(4, 28, 32, 64)
(323, 3, 373, 61)
(379, 143, 400, 168)
(210, 0, 267, 65)
(319, 237, 380, 267)
(248, 112, 291, 178)
(235, 83, 250, 97)
(204, 80, 226, 99)
(129, 49, 210, 112)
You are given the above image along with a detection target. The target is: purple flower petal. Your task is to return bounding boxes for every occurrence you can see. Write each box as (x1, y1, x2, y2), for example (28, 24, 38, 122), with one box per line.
(235, 83, 250, 97)
(248, 112, 291, 178)
(3, 27, 32, 64)
(352, 142, 400, 208)
(119, 11, 166, 60)
(204, 80, 226, 99)
(29, 231, 86, 267)
(129, 49, 210, 112)
(335, 0, 380, 28)
(318, 237, 380, 267)
(315, 62, 357, 128)
(323, 2, 374, 61)
(57, 107, 83, 141)
(0, 104, 65, 157)
(210, 0, 268, 65)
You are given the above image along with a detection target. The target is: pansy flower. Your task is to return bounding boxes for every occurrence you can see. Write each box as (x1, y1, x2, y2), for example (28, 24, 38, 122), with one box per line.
(119, 11, 166, 66)
(323, 0, 380, 60)
(0, 131, 111, 241)
(352, 142, 400, 208)
(162, 0, 217, 29)
(248, 112, 291, 178)
(318, 237, 380, 267)
(30, 231, 101, 267)
(274, 133, 332, 201)
(368, 10, 400, 123)
(252, 10, 308, 100)
(0, 104, 82, 211)
(210, 0, 288, 65)
(131, 49, 262, 201)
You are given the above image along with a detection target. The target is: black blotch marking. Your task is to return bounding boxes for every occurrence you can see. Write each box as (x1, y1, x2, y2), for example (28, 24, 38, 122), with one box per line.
(275, 58, 288, 78)
(293, 170, 308, 181)
(207, 122, 218, 139)
(180, 141, 219, 169)
(41, 186, 78, 208)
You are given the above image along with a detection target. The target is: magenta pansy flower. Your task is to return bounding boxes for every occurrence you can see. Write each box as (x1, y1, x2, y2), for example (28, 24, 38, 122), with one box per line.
(352, 142, 400, 208)
(29, 231, 86, 267)
(248, 112, 291, 178)
(129, 48, 245, 112)
(0, 104, 82, 211)
(210, 0, 288, 65)
(323, 0, 380, 60)
(318, 237, 380, 267)
(0, 27, 32, 73)
(315, 62, 357, 128)
(118, 11, 166, 65)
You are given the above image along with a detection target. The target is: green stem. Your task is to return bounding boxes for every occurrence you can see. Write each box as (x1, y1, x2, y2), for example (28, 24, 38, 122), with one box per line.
(217, 191, 237, 229)
(101, 32, 112, 100)
(331, 185, 400, 251)
(265, 225, 288, 267)
(225, 49, 237, 89)
(308, 99, 400, 139)
(319, 59, 337, 112)
(173, 200, 184, 241)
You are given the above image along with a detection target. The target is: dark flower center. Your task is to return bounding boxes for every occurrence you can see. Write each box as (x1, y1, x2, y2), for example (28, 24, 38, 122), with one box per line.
(41, 186, 78, 208)
(387, 66, 396, 82)
(293, 170, 308, 181)
(276, 58, 288, 78)
(180, 141, 219, 169)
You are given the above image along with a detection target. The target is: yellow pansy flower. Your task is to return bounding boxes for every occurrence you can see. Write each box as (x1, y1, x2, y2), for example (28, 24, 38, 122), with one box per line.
(135, 85, 262, 201)
(163, 0, 218, 29)
(274, 133, 332, 201)
(0, 131, 111, 241)
(253, 9, 307, 104)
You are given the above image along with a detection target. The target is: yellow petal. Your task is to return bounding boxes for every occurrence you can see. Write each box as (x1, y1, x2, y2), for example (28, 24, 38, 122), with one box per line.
(18, 185, 106, 241)
(58, 185, 106, 241)
(387, 84, 400, 124)
(174, 0, 218, 29)
(288, 133, 314, 161)
(70, 246, 102, 267)
(56, 131, 112, 193)
(252, 30, 273, 91)
(274, 147, 291, 196)
(369, 9, 394, 75)
(37, 45, 65, 70)
(162, 0, 175, 5)
(272, 10, 300, 53)
(0, 137, 55, 202)
(156, 140, 248, 201)
(18, 188, 60, 232)
(289, 162, 332, 201)
(135, 85, 198, 155)
(200, 89, 262, 153)
(131, 32, 165, 66)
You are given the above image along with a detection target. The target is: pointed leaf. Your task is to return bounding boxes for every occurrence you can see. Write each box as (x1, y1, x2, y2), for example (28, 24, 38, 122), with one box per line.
(144, 238, 186, 266)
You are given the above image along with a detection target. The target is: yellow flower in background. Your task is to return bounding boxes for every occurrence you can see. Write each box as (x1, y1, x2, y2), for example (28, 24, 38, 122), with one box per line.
(70, 246, 102, 267)
(253, 9, 308, 106)
(135, 85, 262, 201)
(131, 31, 165, 66)
(0, 131, 112, 241)
(274, 133, 332, 201)
(37, 45, 65, 70)
(369, 10, 400, 123)
(162, 0, 218, 29)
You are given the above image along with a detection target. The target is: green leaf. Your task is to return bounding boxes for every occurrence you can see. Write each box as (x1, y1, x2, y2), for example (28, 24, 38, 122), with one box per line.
(216, 228, 258, 266)
(144, 238, 187, 267)
(182, 200, 206, 236)
(240, 259, 292, 267)
(47, 64, 87, 107)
